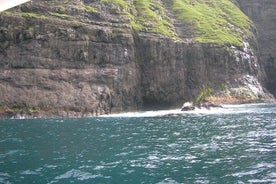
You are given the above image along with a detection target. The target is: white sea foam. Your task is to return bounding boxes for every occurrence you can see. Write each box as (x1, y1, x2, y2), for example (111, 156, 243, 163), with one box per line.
(101, 103, 274, 118)
(248, 179, 276, 183)
(54, 169, 105, 181)
(144, 163, 158, 169)
(94, 165, 105, 170)
(44, 164, 58, 169)
(232, 170, 260, 177)
(160, 155, 186, 161)
(0, 138, 23, 143)
(0, 150, 24, 158)
(20, 170, 38, 175)
(0, 173, 10, 177)
(101, 109, 182, 117)
(157, 178, 180, 184)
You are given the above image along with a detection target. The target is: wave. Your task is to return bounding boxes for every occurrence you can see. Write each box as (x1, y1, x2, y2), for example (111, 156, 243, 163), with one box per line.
(101, 103, 275, 118)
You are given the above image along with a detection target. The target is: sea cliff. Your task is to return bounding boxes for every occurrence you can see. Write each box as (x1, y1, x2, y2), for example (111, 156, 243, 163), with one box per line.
(0, 0, 274, 118)
(238, 0, 276, 97)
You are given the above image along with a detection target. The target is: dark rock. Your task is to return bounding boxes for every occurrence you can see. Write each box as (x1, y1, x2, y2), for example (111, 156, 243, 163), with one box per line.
(238, 0, 276, 97)
(0, 0, 273, 118)
(181, 106, 195, 111)
(199, 102, 223, 109)
(181, 101, 223, 111)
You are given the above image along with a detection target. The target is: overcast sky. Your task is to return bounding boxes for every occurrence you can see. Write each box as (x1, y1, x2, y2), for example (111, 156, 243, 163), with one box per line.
(0, 0, 30, 12)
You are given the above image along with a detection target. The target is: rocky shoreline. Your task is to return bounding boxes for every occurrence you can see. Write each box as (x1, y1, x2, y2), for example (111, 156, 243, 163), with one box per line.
(0, 107, 104, 119)
(0, 98, 274, 119)
(181, 101, 223, 111)
(0, 0, 275, 118)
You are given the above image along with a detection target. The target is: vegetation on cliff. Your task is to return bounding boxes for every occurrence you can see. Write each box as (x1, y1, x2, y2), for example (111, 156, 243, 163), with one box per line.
(101, 0, 252, 45)
(172, 0, 252, 45)
(0, 0, 269, 118)
(0, 0, 252, 46)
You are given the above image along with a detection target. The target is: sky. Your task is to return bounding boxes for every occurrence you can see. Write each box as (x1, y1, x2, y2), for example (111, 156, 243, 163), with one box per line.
(0, 0, 30, 12)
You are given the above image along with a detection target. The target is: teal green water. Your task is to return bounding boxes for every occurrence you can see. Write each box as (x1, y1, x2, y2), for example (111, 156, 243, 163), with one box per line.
(0, 104, 275, 184)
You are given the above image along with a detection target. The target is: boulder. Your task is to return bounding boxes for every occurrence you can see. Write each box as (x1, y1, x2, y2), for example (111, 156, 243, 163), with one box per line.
(181, 101, 222, 111)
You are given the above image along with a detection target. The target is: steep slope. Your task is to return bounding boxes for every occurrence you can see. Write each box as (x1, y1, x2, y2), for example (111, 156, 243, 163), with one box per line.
(238, 0, 276, 97)
(0, 0, 272, 117)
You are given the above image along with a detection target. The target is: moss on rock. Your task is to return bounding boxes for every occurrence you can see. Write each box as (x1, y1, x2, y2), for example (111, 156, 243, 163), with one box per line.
(171, 0, 252, 46)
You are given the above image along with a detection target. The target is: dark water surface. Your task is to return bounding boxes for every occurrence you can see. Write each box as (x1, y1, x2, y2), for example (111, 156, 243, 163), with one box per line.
(0, 104, 275, 183)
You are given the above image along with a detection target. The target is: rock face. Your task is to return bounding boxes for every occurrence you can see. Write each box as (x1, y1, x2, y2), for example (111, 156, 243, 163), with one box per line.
(0, 0, 273, 117)
(181, 102, 222, 111)
(238, 0, 276, 97)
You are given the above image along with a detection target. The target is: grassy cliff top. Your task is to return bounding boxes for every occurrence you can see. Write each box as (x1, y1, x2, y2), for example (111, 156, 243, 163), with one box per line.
(172, 0, 252, 45)
(0, 0, 252, 46)
(102, 0, 252, 45)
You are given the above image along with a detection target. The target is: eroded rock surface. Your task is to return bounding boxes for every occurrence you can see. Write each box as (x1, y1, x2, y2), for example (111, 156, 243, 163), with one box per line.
(0, 0, 274, 117)
(238, 0, 276, 97)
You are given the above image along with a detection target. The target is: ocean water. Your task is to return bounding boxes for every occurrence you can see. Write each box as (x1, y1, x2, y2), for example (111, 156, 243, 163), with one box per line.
(0, 104, 275, 184)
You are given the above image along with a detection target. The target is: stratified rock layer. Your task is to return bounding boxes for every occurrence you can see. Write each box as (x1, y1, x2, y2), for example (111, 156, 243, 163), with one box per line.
(0, 0, 273, 117)
(238, 0, 276, 97)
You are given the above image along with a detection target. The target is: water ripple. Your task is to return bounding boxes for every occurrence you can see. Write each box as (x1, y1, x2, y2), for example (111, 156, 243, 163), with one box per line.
(54, 169, 109, 181)
(0, 103, 275, 183)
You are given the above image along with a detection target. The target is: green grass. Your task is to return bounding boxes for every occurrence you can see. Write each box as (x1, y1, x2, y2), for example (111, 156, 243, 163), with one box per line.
(50, 12, 71, 18)
(194, 85, 214, 103)
(102, 0, 177, 37)
(100, 0, 251, 45)
(132, 0, 177, 37)
(101, 0, 128, 8)
(21, 12, 43, 18)
(82, 5, 98, 13)
(1, 0, 252, 45)
(172, 0, 252, 46)
(27, 107, 41, 113)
